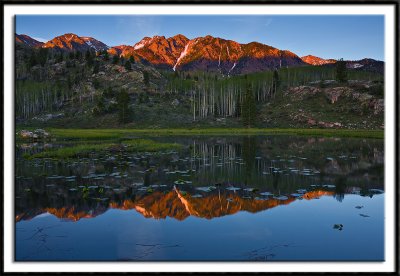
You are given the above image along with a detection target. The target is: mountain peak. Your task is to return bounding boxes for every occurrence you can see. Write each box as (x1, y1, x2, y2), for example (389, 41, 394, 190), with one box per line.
(42, 33, 109, 52)
(172, 34, 188, 40)
(301, 55, 336, 66)
(15, 34, 44, 48)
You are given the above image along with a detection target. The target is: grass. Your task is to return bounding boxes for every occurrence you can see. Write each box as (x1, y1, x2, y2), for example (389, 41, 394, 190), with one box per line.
(25, 139, 184, 159)
(47, 129, 122, 140)
(25, 143, 116, 159)
(43, 128, 384, 140)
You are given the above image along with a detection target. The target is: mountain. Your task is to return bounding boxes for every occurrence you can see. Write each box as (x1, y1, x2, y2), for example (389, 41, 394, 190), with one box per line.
(108, 34, 190, 69)
(346, 58, 384, 74)
(301, 55, 337, 65)
(111, 34, 305, 74)
(16, 187, 334, 222)
(107, 45, 136, 57)
(42, 33, 109, 52)
(15, 34, 44, 48)
(15, 32, 383, 75)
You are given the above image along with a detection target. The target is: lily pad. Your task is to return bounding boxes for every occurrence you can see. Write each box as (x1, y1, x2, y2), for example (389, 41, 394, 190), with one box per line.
(274, 196, 289, 201)
(47, 175, 64, 179)
(174, 179, 186, 185)
(333, 224, 343, 230)
(369, 189, 384, 194)
(226, 187, 241, 191)
(323, 184, 336, 188)
(359, 214, 370, 217)
(196, 186, 213, 192)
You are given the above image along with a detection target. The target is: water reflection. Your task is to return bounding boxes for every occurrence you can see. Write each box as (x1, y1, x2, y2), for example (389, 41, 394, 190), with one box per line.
(16, 136, 384, 222)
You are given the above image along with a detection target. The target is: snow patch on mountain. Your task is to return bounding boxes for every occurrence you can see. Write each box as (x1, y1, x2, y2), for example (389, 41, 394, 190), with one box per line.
(134, 37, 153, 50)
(227, 62, 237, 76)
(134, 43, 146, 50)
(173, 42, 191, 71)
(348, 63, 364, 69)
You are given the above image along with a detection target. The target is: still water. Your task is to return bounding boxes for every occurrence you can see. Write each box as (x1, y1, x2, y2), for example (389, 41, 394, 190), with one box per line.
(15, 136, 384, 261)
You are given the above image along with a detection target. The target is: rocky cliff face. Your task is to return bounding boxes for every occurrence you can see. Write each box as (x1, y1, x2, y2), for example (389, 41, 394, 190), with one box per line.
(120, 34, 305, 74)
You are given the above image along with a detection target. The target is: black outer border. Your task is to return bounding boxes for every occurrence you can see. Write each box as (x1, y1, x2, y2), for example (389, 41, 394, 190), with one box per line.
(2, 0, 399, 274)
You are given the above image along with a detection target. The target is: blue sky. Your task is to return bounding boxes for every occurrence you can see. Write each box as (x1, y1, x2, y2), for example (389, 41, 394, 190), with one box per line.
(16, 15, 384, 61)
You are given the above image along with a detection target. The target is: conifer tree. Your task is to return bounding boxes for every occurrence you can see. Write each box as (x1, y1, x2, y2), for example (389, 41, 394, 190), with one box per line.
(143, 71, 150, 87)
(38, 48, 48, 67)
(85, 50, 94, 66)
(335, 58, 347, 83)
(93, 61, 100, 74)
(272, 69, 280, 97)
(124, 60, 132, 71)
(103, 50, 109, 61)
(112, 55, 119, 65)
(28, 52, 38, 68)
(242, 83, 256, 128)
(117, 89, 131, 123)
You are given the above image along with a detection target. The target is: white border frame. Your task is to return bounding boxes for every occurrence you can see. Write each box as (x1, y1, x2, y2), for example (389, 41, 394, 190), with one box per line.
(3, 4, 396, 273)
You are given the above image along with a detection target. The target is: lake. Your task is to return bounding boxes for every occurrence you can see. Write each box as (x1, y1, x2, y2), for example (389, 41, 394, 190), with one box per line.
(15, 135, 384, 261)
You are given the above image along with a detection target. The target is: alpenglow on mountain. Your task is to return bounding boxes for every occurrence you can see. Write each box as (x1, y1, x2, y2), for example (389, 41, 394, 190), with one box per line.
(15, 32, 382, 75)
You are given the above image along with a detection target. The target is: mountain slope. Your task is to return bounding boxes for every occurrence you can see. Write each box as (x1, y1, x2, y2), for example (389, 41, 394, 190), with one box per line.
(42, 33, 109, 52)
(346, 58, 384, 74)
(116, 34, 306, 74)
(15, 34, 44, 48)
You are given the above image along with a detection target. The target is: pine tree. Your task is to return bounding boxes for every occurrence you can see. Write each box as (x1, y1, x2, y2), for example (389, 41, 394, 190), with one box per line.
(85, 50, 94, 67)
(103, 50, 109, 61)
(241, 84, 256, 128)
(28, 52, 38, 68)
(117, 90, 131, 123)
(272, 69, 280, 97)
(93, 61, 100, 74)
(129, 55, 135, 64)
(93, 94, 106, 116)
(37, 48, 48, 67)
(335, 58, 347, 83)
(143, 71, 150, 87)
(56, 52, 64, 63)
(75, 51, 82, 61)
(124, 60, 132, 71)
(112, 55, 119, 65)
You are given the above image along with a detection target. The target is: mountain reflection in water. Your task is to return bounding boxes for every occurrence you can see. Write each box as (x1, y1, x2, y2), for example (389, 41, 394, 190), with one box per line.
(16, 136, 384, 222)
(15, 184, 385, 222)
